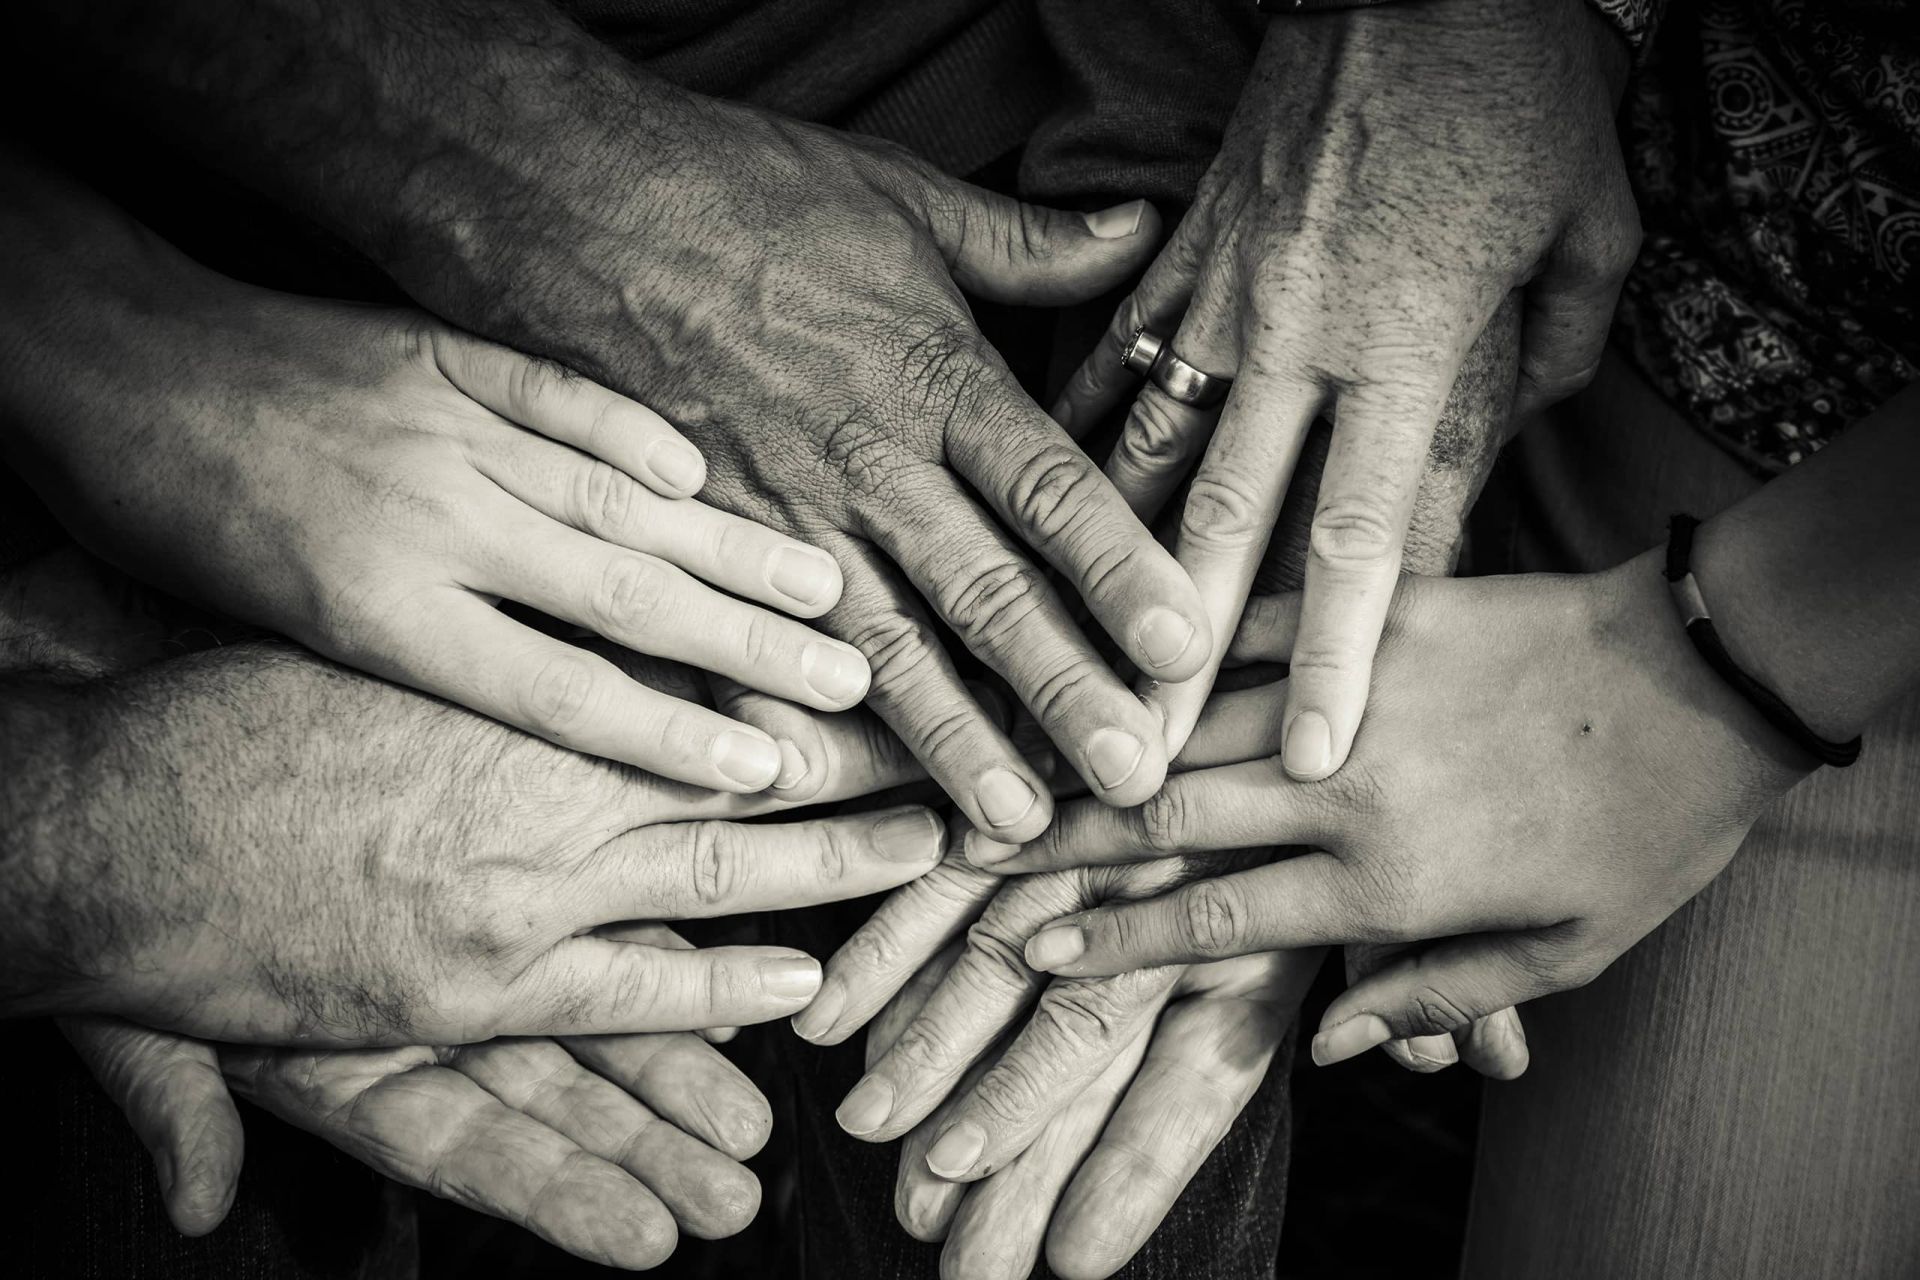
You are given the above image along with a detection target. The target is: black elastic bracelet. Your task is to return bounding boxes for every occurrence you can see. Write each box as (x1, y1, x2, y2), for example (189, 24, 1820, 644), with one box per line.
(1663, 514, 1861, 767)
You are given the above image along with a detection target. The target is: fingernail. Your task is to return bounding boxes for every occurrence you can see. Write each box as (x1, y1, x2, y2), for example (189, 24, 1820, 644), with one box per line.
(758, 955, 822, 1001)
(836, 1075, 895, 1136)
(771, 738, 809, 792)
(925, 1120, 987, 1178)
(767, 546, 838, 608)
(1311, 1013, 1393, 1066)
(790, 982, 847, 1043)
(714, 730, 781, 788)
(904, 1181, 956, 1237)
(1403, 1033, 1459, 1070)
(872, 809, 942, 862)
(1085, 727, 1145, 790)
(1082, 199, 1147, 240)
(1025, 924, 1085, 971)
(645, 438, 706, 495)
(974, 768, 1038, 829)
(801, 642, 870, 706)
(963, 828, 1021, 868)
(1282, 711, 1332, 779)
(1136, 608, 1197, 670)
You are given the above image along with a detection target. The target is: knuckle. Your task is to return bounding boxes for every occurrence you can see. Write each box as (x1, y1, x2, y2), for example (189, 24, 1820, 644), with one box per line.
(579, 460, 638, 535)
(1180, 475, 1265, 547)
(1350, 856, 1426, 941)
(1024, 659, 1102, 728)
(961, 919, 1038, 984)
(887, 1018, 957, 1074)
(814, 825, 852, 886)
(820, 410, 915, 504)
(1308, 497, 1400, 571)
(1030, 983, 1127, 1050)
(1138, 786, 1191, 853)
(521, 651, 602, 738)
(834, 920, 901, 980)
(1004, 443, 1104, 546)
(685, 823, 743, 908)
(595, 555, 668, 637)
(1407, 985, 1475, 1036)
(938, 558, 1046, 649)
(737, 610, 780, 669)
(896, 319, 992, 418)
(1178, 880, 1244, 958)
(846, 613, 941, 692)
(1117, 395, 1190, 468)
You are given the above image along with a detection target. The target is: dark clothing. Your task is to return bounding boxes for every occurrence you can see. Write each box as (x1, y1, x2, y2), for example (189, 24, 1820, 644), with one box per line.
(1613, 0, 1920, 473)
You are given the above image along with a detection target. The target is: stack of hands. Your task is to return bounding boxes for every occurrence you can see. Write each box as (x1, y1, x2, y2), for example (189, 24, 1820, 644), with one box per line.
(9, 0, 1914, 1274)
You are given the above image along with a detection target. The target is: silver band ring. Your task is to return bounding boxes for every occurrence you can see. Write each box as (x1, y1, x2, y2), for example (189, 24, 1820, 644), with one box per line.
(1120, 326, 1233, 409)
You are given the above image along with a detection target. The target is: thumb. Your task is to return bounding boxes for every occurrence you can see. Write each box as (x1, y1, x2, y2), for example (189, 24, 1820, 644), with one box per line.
(1311, 932, 1573, 1068)
(913, 172, 1161, 306)
(61, 1016, 245, 1237)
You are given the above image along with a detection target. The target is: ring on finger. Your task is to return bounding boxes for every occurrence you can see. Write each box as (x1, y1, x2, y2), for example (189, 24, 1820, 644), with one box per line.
(1121, 326, 1233, 409)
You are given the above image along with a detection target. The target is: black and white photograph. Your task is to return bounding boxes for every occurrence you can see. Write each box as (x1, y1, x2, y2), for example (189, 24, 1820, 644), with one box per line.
(2, 0, 1915, 1276)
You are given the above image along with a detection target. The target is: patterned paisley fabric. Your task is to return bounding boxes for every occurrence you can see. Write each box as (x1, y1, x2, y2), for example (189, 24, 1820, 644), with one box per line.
(1600, 0, 1920, 475)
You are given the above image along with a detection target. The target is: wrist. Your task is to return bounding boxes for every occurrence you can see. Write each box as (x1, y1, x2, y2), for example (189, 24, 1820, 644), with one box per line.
(1591, 549, 1815, 804)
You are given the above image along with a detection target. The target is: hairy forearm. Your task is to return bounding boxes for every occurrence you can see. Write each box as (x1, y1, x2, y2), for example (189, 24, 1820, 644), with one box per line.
(1697, 381, 1920, 743)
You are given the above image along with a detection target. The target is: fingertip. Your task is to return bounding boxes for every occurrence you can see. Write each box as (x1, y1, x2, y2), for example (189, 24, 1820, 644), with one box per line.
(1279, 709, 1338, 782)
(898, 1176, 962, 1242)
(1132, 606, 1208, 679)
(641, 433, 707, 499)
(1310, 1013, 1393, 1067)
(711, 726, 783, 792)
(789, 981, 849, 1045)
(969, 766, 1050, 843)
(962, 828, 1022, 871)
(765, 546, 843, 617)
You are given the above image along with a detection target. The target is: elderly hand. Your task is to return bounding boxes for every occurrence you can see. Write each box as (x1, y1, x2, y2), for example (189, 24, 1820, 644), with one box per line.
(977, 558, 1813, 1059)
(870, 949, 1309, 1280)
(0, 167, 874, 793)
(64, 998, 772, 1269)
(362, 57, 1212, 842)
(2, 642, 937, 1044)
(1053, 0, 1637, 770)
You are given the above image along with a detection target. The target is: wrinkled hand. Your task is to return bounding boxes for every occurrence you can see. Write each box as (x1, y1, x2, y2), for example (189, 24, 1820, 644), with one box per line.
(983, 559, 1811, 1062)
(786, 815, 1308, 1276)
(395, 87, 1212, 840)
(14, 644, 936, 1044)
(2, 190, 865, 790)
(1053, 0, 1638, 772)
(64, 995, 771, 1270)
(873, 949, 1308, 1280)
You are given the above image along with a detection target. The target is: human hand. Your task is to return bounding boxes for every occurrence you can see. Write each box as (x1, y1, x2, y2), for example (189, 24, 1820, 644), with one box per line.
(388, 84, 1211, 840)
(0, 207, 862, 792)
(1053, 0, 1638, 771)
(979, 559, 1812, 1061)
(872, 950, 1309, 1280)
(64, 993, 774, 1269)
(8, 643, 937, 1044)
